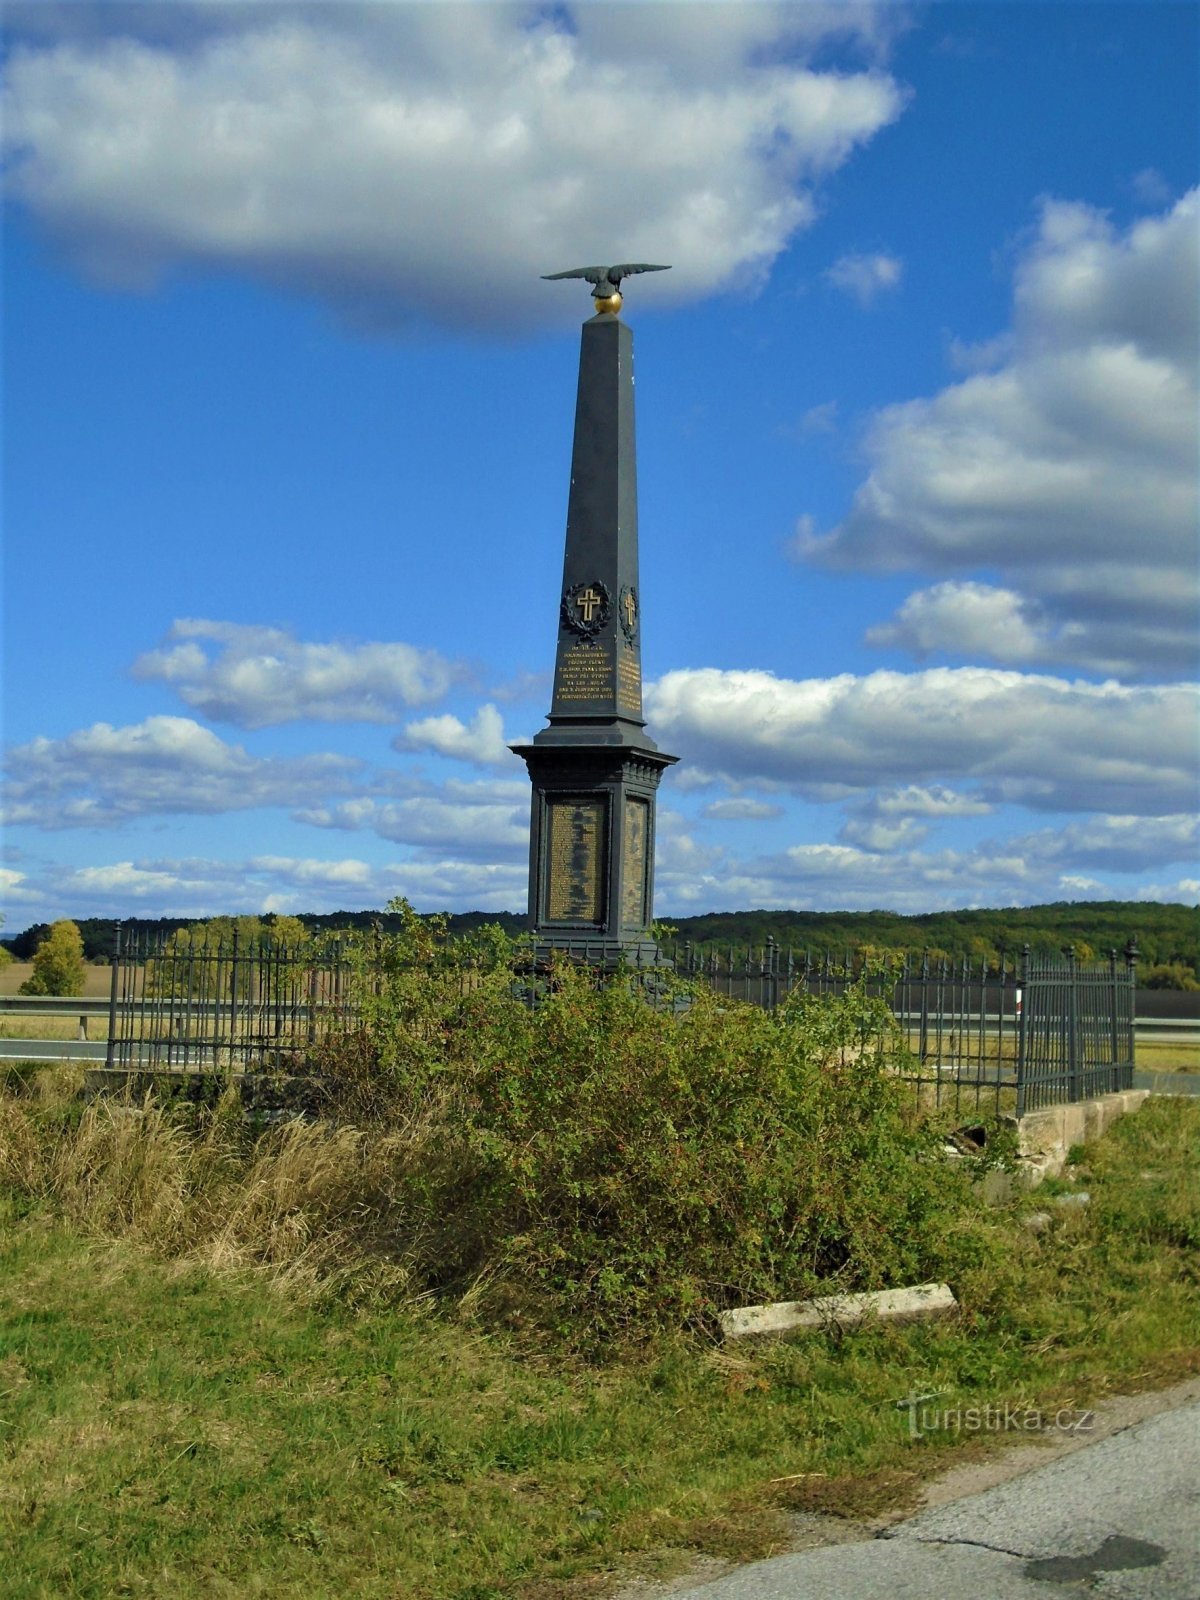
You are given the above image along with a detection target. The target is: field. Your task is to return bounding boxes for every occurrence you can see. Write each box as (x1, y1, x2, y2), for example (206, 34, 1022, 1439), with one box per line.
(0, 962, 112, 998)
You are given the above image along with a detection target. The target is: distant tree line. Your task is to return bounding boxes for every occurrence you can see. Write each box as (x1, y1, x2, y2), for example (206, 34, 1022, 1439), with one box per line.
(3, 900, 1197, 988)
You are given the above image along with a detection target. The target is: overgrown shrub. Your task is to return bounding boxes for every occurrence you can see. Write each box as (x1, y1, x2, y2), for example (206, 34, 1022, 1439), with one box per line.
(0, 915, 1003, 1342)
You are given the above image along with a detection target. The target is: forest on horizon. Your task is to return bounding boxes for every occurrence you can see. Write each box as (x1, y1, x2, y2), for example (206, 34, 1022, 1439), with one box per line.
(5, 900, 1197, 985)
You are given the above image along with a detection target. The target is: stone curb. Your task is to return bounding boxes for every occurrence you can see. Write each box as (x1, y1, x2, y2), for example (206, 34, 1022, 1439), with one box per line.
(720, 1281, 957, 1342)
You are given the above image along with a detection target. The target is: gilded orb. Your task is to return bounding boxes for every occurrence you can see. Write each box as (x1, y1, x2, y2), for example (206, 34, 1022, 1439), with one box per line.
(592, 291, 623, 315)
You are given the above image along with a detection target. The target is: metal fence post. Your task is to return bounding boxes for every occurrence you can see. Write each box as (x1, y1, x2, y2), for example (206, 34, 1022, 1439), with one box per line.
(1015, 944, 1030, 1117)
(1124, 938, 1139, 1086)
(1065, 945, 1080, 1102)
(229, 926, 240, 1072)
(1108, 947, 1121, 1090)
(105, 921, 122, 1069)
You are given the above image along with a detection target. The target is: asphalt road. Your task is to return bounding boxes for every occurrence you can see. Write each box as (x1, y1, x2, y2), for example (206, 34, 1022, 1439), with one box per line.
(672, 1400, 1200, 1599)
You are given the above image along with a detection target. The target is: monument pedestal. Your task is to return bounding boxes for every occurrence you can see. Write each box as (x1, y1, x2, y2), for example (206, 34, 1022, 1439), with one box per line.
(512, 737, 675, 968)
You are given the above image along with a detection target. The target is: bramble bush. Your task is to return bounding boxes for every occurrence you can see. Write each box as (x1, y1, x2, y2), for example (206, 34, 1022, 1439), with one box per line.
(307, 912, 1000, 1338)
(2, 906, 1004, 1343)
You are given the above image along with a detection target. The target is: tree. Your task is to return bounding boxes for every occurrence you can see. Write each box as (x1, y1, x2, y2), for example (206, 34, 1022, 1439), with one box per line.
(19, 920, 87, 996)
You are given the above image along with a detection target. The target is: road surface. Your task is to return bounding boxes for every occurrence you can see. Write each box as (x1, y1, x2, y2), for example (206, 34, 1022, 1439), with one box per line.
(670, 1397, 1200, 1599)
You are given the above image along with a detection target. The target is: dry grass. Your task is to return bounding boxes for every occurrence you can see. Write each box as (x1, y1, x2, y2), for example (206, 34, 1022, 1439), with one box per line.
(0, 961, 113, 997)
(0, 1014, 109, 1041)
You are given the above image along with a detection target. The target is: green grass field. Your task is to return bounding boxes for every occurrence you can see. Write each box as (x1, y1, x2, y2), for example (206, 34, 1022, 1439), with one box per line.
(1, 1082, 1196, 1600)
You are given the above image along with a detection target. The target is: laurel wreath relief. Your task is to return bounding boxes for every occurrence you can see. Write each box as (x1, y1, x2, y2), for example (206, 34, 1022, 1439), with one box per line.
(560, 580, 612, 640)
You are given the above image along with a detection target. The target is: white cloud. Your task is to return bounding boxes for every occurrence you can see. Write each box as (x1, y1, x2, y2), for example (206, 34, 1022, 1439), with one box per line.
(18, 851, 528, 921)
(825, 249, 902, 304)
(646, 665, 1199, 815)
(0, 867, 37, 905)
(298, 784, 527, 858)
(397, 704, 513, 767)
(838, 815, 929, 852)
(701, 798, 785, 821)
(800, 191, 1199, 678)
(866, 581, 1046, 663)
(869, 785, 993, 818)
(655, 811, 1200, 917)
(2, 715, 360, 828)
(132, 619, 462, 727)
(1004, 814, 1200, 876)
(1, 5, 906, 331)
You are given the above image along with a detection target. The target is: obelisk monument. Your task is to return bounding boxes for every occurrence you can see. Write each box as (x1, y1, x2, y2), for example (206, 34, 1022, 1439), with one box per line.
(510, 265, 678, 965)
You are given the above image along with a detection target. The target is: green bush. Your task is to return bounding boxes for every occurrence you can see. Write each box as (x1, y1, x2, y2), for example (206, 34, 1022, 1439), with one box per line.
(313, 919, 998, 1339)
(4, 905, 1002, 1344)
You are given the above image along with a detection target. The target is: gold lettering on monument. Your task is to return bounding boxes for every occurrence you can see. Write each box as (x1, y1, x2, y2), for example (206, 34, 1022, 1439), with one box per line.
(546, 798, 605, 923)
(617, 645, 642, 716)
(556, 643, 614, 702)
(621, 797, 649, 926)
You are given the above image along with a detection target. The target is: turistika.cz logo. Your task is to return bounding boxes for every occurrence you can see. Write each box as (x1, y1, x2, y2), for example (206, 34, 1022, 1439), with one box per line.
(896, 1393, 1096, 1440)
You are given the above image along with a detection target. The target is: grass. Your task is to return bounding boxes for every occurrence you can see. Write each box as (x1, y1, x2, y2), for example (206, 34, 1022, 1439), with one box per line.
(1137, 1039, 1199, 1074)
(1, 1072, 1196, 1599)
(0, 1016, 108, 1042)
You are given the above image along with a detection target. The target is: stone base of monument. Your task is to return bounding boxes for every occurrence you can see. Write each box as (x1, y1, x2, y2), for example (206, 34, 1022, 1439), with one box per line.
(520, 936, 667, 972)
(512, 738, 676, 967)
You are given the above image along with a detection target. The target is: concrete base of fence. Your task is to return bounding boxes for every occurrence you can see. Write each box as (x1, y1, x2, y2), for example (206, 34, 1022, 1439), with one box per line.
(1017, 1089, 1149, 1185)
(967, 1089, 1149, 1203)
(720, 1282, 957, 1342)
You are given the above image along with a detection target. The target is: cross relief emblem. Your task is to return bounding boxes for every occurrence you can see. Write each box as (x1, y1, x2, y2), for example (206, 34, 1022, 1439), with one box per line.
(561, 579, 612, 639)
(619, 584, 639, 643)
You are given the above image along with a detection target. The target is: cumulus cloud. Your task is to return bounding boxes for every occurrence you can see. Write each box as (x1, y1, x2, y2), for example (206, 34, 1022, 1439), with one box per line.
(701, 798, 785, 821)
(866, 581, 1044, 663)
(2, 4, 906, 331)
(654, 812, 1200, 917)
(18, 851, 527, 921)
(825, 249, 902, 304)
(2, 715, 360, 828)
(1004, 814, 1200, 876)
(646, 665, 1199, 815)
(132, 619, 462, 727)
(868, 785, 993, 818)
(397, 704, 513, 768)
(838, 815, 930, 853)
(297, 782, 528, 858)
(800, 191, 1199, 678)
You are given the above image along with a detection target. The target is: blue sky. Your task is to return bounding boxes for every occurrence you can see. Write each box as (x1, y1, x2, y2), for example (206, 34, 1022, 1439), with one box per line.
(2, 1, 1197, 928)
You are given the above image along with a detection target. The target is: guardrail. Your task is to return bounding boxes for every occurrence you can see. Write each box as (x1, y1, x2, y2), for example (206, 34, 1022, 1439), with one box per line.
(3, 996, 1197, 1040)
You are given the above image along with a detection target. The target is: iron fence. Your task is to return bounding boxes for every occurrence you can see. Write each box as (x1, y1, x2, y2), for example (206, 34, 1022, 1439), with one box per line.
(663, 938, 1138, 1115)
(105, 927, 357, 1073)
(105, 925, 1137, 1117)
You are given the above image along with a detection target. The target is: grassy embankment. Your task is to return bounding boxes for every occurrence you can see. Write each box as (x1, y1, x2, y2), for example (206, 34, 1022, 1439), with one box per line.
(0, 952, 1197, 1600)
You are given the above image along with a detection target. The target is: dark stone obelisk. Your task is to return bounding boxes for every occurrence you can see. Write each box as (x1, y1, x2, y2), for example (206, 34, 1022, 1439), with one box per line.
(511, 280, 677, 966)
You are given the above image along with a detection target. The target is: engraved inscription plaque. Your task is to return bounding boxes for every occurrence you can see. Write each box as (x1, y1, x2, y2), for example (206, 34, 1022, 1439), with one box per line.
(616, 645, 642, 716)
(556, 643, 615, 702)
(621, 796, 649, 926)
(546, 798, 606, 922)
